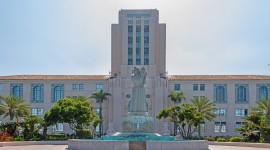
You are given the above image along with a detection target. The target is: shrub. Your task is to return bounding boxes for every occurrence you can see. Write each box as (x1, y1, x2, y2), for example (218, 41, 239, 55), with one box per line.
(76, 129, 92, 139)
(0, 131, 14, 142)
(12, 135, 24, 141)
(217, 137, 227, 142)
(229, 136, 242, 142)
(46, 134, 68, 141)
(203, 136, 215, 141)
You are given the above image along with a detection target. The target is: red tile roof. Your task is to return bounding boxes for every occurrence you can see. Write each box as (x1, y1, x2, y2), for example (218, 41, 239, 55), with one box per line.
(168, 75, 270, 80)
(0, 75, 270, 81)
(0, 75, 109, 80)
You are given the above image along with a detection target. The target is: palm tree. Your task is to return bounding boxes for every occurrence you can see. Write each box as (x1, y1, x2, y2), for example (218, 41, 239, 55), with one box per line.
(253, 98, 270, 117)
(24, 115, 42, 141)
(0, 96, 30, 122)
(90, 90, 111, 136)
(168, 91, 186, 135)
(168, 91, 186, 104)
(190, 97, 216, 138)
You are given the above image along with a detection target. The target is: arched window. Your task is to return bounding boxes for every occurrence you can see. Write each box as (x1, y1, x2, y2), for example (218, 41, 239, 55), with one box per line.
(216, 86, 225, 103)
(33, 86, 41, 101)
(237, 86, 246, 102)
(259, 86, 268, 100)
(54, 86, 63, 101)
(12, 86, 20, 98)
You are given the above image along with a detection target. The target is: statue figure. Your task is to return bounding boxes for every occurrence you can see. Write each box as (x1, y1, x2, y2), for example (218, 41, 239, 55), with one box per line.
(130, 67, 147, 112)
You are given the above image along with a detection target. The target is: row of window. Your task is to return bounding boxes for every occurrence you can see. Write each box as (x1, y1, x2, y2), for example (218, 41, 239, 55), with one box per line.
(127, 25, 150, 65)
(128, 19, 149, 25)
(174, 84, 205, 91)
(7, 84, 103, 102)
(174, 84, 269, 103)
(215, 108, 248, 117)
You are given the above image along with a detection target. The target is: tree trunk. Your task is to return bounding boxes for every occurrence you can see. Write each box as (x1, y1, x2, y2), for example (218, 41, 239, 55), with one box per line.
(198, 123, 201, 138)
(42, 126, 48, 140)
(99, 103, 102, 136)
(26, 124, 34, 140)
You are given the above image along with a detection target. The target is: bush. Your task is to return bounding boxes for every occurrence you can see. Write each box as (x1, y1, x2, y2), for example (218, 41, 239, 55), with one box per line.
(229, 136, 242, 142)
(217, 137, 227, 142)
(76, 129, 92, 139)
(12, 135, 24, 141)
(203, 136, 215, 141)
(46, 134, 68, 141)
(0, 131, 14, 142)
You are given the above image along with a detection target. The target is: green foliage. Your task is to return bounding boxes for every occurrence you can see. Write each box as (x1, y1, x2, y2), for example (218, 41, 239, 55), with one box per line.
(46, 134, 68, 141)
(23, 115, 43, 141)
(76, 129, 92, 139)
(229, 136, 242, 142)
(49, 96, 97, 131)
(0, 122, 17, 136)
(236, 98, 270, 142)
(190, 97, 216, 137)
(12, 135, 24, 141)
(0, 96, 30, 122)
(168, 91, 186, 104)
(216, 137, 227, 142)
(156, 103, 203, 139)
(203, 136, 215, 141)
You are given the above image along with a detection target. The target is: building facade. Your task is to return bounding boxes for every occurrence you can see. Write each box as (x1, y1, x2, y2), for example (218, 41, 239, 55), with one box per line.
(1, 9, 270, 137)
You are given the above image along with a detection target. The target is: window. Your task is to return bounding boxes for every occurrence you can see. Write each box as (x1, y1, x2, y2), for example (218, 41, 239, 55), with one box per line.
(193, 84, 198, 91)
(128, 26, 133, 32)
(53, 123, 64, 132)
(259, 86, 268, 100)
(79, 84, 84, 91)
(144, 37, 149, 44)
(72, 84, 78, 91)
(236, 109, 248, 117)
(144, 20, 149, 25)
(215, 108, 226, 116)
(236, 85, 248, 103)
(96, 84, 103, 91)
(10, 84, 23, 99)
(31, 108, 44, 116)
(144, 59, 149, 65)
(136, 37, 141, 44)
(136, 59, 141, 65)
(31, 84, 44, 102)
(200, 84, 205, 91)
(52, 84, 64, 102)
(174, 84, 180, 91)
(144, 25, 149, 32)
(136, 20, 141, 24)
(199, 122, 205, 132)
(214, 122, 226, 132)
(236, 122, 246, 128)
(128, 59, 133, 65)
(0, 83, 2, 90)
(136, 25, 141, 32)
(215, 85, 227, 103)
(128, 20, 133, 24)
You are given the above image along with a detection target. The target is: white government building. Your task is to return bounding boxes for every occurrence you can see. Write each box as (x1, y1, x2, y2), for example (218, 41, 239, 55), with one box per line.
(1, 9, 270, 137)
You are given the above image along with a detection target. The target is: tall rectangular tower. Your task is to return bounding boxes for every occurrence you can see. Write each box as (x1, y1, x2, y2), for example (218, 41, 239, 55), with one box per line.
(111, 9, 166, 78)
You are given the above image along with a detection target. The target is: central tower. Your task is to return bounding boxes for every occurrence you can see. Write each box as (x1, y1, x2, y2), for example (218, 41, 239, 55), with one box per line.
(111, 9, 166, 78)
(109, 9, 167, 133)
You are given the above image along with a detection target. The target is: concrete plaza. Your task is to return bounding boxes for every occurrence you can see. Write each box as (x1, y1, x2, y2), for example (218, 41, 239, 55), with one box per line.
(1, 145, 270, 150)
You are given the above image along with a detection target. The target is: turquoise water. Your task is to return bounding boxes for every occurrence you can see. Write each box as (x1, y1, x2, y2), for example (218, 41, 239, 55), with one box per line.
(101, 132, 177, 141)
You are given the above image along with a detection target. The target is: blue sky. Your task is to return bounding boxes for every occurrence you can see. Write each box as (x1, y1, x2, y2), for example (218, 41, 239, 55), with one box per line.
(0, 0, 270, 75)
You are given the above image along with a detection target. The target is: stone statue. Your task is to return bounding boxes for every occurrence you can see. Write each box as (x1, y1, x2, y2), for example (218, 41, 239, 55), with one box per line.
(130, 67, 147, 112)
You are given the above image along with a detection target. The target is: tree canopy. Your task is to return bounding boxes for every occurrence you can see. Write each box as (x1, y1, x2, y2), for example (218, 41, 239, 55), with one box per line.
(0, 96, 30, 122)
(49, 96, 97, 131)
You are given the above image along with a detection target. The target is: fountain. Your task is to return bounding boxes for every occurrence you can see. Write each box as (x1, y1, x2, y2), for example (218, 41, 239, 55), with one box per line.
(68, 67, 209, 150)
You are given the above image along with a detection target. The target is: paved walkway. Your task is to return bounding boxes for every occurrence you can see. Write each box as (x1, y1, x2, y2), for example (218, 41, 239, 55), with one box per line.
(209, 145, 270, 150)
(0, 145, 270, 150)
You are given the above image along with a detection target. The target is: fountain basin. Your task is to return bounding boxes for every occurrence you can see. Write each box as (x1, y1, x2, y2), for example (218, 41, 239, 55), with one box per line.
(68, 139, 209, 150)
